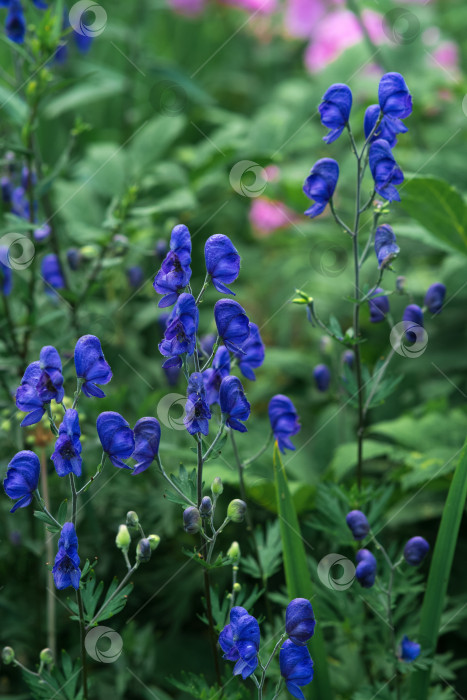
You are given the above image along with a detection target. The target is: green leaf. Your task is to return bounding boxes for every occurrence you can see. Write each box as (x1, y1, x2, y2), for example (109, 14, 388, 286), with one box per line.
(410, 437, 467, 699)
(399, 176, 467, 255)
(273, 445, 333, 699)
(33, 510, 61, 534)
(57, 499, 68, 525)
(165, 464, 198, 506)
(0, 84, 27, 124)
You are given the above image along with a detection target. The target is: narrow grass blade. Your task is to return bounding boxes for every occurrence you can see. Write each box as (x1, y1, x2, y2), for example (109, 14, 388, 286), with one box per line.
(273, 444, 333, 699)
(410, 437, 467, 698)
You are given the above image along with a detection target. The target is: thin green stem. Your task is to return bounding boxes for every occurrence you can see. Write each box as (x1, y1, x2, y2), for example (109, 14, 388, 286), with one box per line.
(76, 589, 89, 699)
(34, 489, 61, 529)
(200, 337, 220, 372)
(155, 454, 196, 507)
(243, 432, 273, 466)
(330, 199, 354, 237)
(69, 474, 78, 526)
(76, 456, 105, 495)
(202, 420, 226, 461)
(86, 563, 139, 630)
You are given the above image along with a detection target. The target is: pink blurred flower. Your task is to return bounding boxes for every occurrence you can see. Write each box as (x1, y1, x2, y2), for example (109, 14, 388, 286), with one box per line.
(432, 41, 459, 74)
(305, 9, 386, 73)
(222, 0, 277, 14)
(168, 0, 206, 15)
(249, 197, 298, 237)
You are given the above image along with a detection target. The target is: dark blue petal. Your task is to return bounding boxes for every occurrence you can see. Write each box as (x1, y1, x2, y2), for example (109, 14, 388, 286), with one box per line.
(313, 364, 331, 392)
(268, 395, 300, 453)
(285, 598, 316, 646)
(368, 287, 390, 323)
(424, 282, 446, 315)
(235, 323, 265, 381)
(214, 300, 250, 354)
(319, 83, 352, 144)
(378, 72, 412, 119)
(205, 234, 241, 295)
(369, 139, 404, 202)
(219, 376, 250, 432)
(374, 224, 400, 268)
(303, 158, 339, 219)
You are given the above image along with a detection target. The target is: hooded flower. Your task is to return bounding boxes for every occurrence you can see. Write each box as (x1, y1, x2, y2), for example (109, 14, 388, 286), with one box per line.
(378, 72, 412, 126)
(374, 224, 400, 268)
(159, 293, 199, 368)
(313, 364, 331, 392)
(214, 299, 250, 354)
(285, 598, 316, 646)
(219, 375, 250, 433)
(202, 346, 230, 405)
(403, 304, 424, 344)
(153, 224, 192, 307)
(41, 254, 65, 294)
(400, 636, 421, 662)
(204, 234, 241, 295)
(303, 158, 339, 218)
(268, 395, 300, 453)
(424, 282, 446, 315)
(219, 606, 260, 679)
(4, 0, 25, 42)
(74, 335, 113, 398)
(15, 362, 45, 426)
(318, 83, 352, 144)
(346, 510, 370, 540)
(132, 417, 161, 475)
(355, 549, 377, 588)
(403, 536, 430, 566)
(51, 409, 82, 477)
(184, 372, 211, 436)
(279, 639, 314, 700)
(96, 411, 135, 470)
(0, 247, 12, 295)
(364, 103, 407, 149)
(369, 139, 404, 202)
(36, 345, 65, 404)
(52, 522, 81, 591)
(234, 322, 265, 381)
(368, 288, 390, 323)
(3, 450, 40, 513)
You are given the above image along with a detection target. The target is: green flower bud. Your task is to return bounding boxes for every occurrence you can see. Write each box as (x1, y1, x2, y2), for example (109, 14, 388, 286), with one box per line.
(126, 511, 139, 528)
(211, 477, 223, 495)
(227, 499, 247, 523)
(39, 648, 54, 665)
(115, 524, 131, 551)
(2, 647, 15, 665)
(136, 538, 151, 563)
(227, 541, 241, 561)
(233, 582, 241, 593)
(148, 534, 160, 551)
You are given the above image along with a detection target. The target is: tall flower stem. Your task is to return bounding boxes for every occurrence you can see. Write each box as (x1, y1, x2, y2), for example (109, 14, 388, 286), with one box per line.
(69, 471, 88, 698)
(86, 564, 139, 630)
(40, 449, 56, 659)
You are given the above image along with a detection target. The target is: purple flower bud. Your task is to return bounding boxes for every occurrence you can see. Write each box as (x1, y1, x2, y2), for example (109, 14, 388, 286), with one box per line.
(67, 248, 82, 270)
(303, 158, 339, 218)
(424, 282, 446, 315)
(214, 300, 250, 354)
(368, 288, 390, 323)
(319, 83, 352, 144)
(369, 140, 404, 203)
(346, 510, 370, 540)
(183, 506, 201, 534)
(3, 450, 40, 513)
(403, 304, 424, 343)
(378, 72, 412, 120)
(313, 364, 331, 392)
(200, 496, 212, 517)
(126, 266, 144, 289)
(403, 536, 430, 566)
(268, 395, 300, 453)
(343, 350, 354, 368)
(285, 598, 315, 646)
(220, 376, 250, 433)
(205, 234, 241, 295)
(374, 224, 400, 268)
(400, 635, 420, 662)
(355, 549, 376, 588)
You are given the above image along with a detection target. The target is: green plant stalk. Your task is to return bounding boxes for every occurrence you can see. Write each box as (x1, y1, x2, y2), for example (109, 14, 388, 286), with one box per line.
(410, 437, 467, 698)
(273, 445, 333, 699)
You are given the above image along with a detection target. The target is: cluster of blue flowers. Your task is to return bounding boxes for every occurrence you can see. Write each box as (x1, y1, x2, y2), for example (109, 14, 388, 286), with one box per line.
(345, 509, 430, 662)
(219, 598, 315, 699)
(3, 334, 162, 591)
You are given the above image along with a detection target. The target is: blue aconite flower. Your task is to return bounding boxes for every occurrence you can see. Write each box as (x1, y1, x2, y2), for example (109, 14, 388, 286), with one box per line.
(4, 0, 25, 42)
(3, 450, 40, 513)
(234, 322, 265, 381)
(285, 598, 316, 646)
(52, 522, 81, 591)
(364, 104, 407, 149)
(318, 83, 352, 144)
(355, 549, 377, 588)
(268, 395, 300, 453)
(15, 362, 44, 426)
(403, 536, 430, 566)
(346, 510, 370, 540)
(36, 345, 65, 404)
(343, 350, 354, 368)
(184, 372, 212, 436)
(74, 335, 113, 398)
(219, 606, 260, 679)
(159, 293, 199, 368)
(219, 376, 250, 433)
(97, 411, 135, 470)
(424, 282, 446, 315)
(0, 247, 12, 295)
(51, 409, 82, 478)
(378, 72, 412, 122)
(313, 364, 331, 392)
(368, 288, 390, 324)
(279, 639, 314, 700)
(183, 506, 201, 534)
(41, 254, 65, 293)
(403, 304, 424, 343)
(132, 417, 161, 475)
(203, 346, 230, 405)
(205, 234, 241, 295)
(214, 299, 250, 354)
(369, 140, 404, 202)
(153, 224, 192, 307)
(303, 158, 339, 218)
(400, 636, 421, 662)
(127, 266, 144, 289)
(374, 224, 400, 268)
